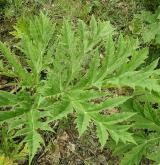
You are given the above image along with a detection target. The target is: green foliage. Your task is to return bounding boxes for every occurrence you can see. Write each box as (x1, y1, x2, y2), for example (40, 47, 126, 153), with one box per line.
(0, 127, 27, 164)
(130, 6, 160, 44)
(107, 93, 160, 165)
(0, 13, 160, 164)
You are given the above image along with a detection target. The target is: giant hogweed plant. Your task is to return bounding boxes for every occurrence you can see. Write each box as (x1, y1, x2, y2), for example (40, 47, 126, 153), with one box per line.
(0, 13, 160, 164)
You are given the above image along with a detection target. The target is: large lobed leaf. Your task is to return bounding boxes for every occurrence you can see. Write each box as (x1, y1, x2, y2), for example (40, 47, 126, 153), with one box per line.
(1, 13, 160, 165)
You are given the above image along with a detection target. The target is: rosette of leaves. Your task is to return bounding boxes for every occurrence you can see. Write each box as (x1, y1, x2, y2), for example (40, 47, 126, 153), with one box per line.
(0, 13, 160, 164)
